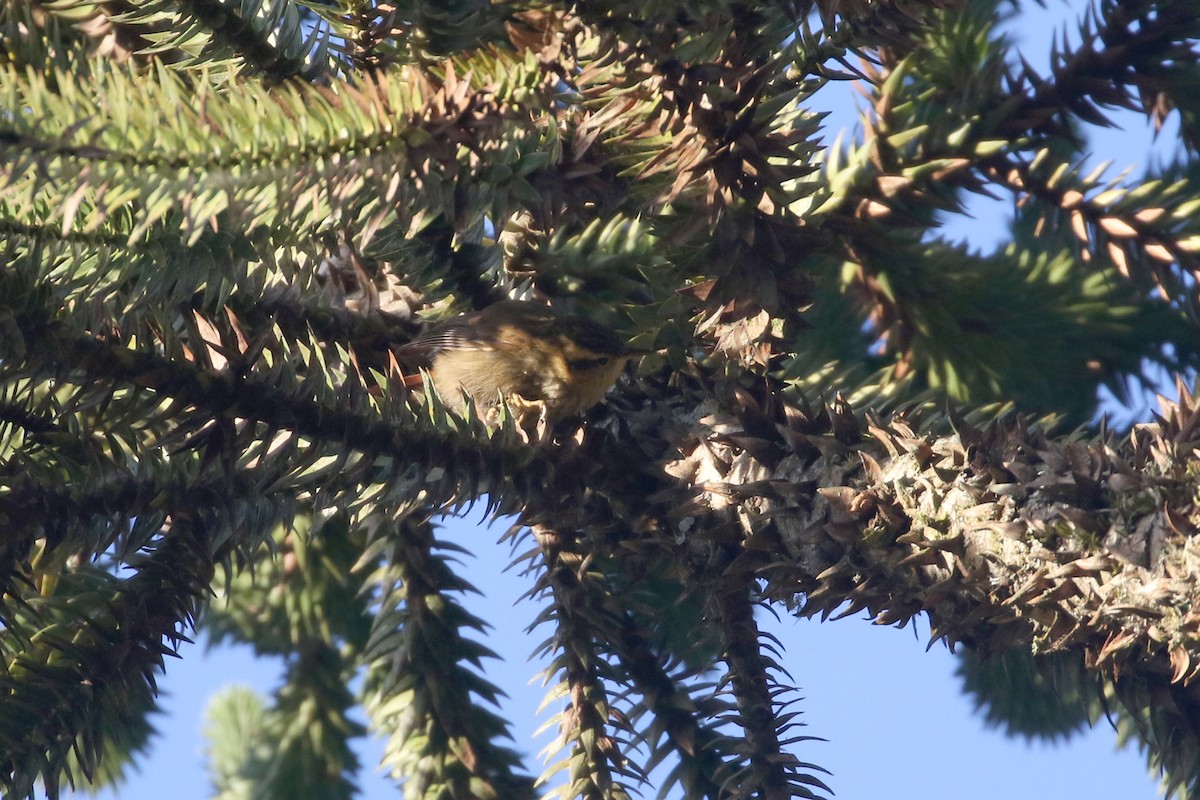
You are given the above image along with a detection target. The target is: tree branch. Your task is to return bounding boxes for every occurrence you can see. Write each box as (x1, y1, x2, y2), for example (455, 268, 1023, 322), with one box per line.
(616, 372, 1200, 768)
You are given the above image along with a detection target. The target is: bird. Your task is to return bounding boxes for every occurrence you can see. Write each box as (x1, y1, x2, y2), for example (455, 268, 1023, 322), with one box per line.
(397, 299, 643, 424)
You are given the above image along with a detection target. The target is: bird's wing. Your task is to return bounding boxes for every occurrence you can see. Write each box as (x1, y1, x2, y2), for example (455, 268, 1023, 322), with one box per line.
(394, 310, 495, 356)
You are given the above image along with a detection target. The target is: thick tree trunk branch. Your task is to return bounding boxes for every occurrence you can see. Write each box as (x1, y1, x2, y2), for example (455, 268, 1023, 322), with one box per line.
(624, 376, 1200, 742)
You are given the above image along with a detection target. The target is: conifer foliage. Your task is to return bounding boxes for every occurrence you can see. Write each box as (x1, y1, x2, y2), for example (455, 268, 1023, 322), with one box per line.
(2, 0, 1200, 798)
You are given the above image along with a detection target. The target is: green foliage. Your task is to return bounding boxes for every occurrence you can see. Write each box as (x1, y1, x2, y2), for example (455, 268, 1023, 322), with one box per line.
(4, 0, 1200, 798)
(204, 686, 274, 800)
(204, 516, 369, 799)
(360, 516, 536, 799)
(957, 647, 1099, 742)
(0, 524, 212, 798)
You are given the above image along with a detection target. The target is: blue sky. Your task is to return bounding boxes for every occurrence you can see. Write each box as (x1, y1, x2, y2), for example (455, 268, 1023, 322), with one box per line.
(67, 1, 1183, 798)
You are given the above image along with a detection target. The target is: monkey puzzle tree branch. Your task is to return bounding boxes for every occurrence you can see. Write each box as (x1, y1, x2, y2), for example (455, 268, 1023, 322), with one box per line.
(360, 515, 540, 796)
(362, 516, 538, 799)
(983, 152, 1200, 304)
(515, 503, 751, 799)
(712, 583, 824, 800)
(0, 466, 286, 588)
(814, 0, 1200, 315)
(629, 373, 1200, 768)
(1004, 0, 1200, 141)
(9, 313, 537, 498)
(0, 515, 215, 799)
(605, 610, 732, 799)
(531, 525, 634, 800)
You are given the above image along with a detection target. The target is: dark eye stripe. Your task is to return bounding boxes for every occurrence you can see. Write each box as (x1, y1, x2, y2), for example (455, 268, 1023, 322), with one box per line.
(568, 356, 610, 371)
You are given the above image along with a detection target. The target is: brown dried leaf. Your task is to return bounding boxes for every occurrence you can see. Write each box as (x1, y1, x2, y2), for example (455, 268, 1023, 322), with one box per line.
(1096, 630, 1138, 662)
(192, 311, 227, 371)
